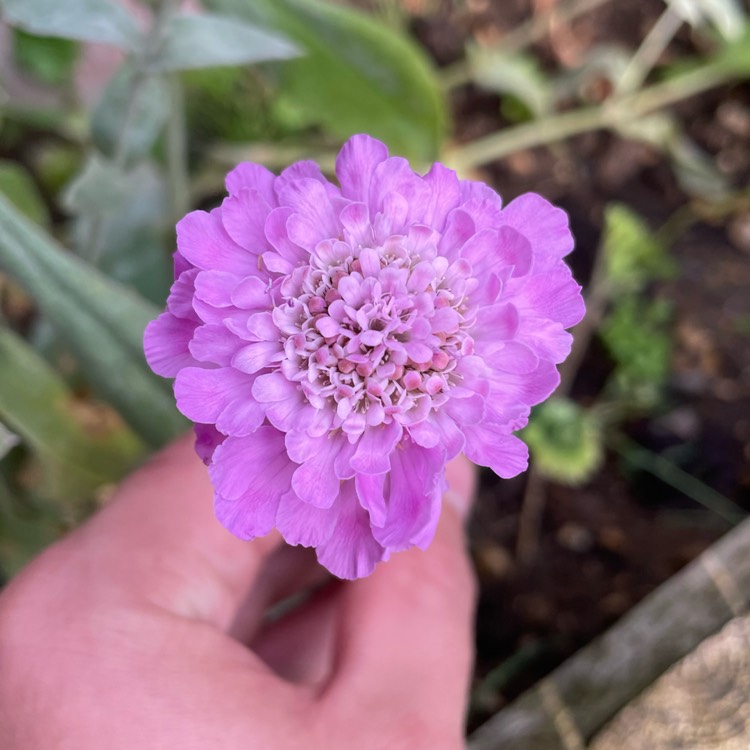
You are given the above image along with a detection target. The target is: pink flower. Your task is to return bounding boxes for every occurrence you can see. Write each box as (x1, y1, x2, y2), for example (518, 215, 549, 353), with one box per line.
(144, 134, 584, 579)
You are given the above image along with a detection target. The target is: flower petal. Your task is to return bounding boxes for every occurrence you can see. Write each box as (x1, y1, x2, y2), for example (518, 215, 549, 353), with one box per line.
(464, 428, 529, 479)
(174, 366, 254, 425)
(504, 268, 585, 329)
(355, 472, 387, 527)
(291, 433, 347, 509)
(211, 428, 293, 539)
(177, 209, 258, 275)
(276, 489, 339, 548)
(499, 193, 574, 262)
(143, 313, 197, 377)
(316, 480, 386, 579)
(373, 440, 444, 552)
(221, 188, 273, 254)
(336, 134, 389, 202)
(225, 161, 276, 203)
(189, 324, 242, 366)
(350, 420, 403, 475)
(422, 162, 461, 231)
(167, 268, 200, 321)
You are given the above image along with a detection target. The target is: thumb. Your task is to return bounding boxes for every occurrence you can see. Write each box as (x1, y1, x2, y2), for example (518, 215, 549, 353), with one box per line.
(326, 455, 477, 745)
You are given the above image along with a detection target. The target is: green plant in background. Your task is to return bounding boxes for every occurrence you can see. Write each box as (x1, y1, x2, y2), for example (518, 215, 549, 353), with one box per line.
(522, 202, 676, 487)
(523, 399, 604, 485)
(0, 0, 748, 575)
(12, 28, 80, 87)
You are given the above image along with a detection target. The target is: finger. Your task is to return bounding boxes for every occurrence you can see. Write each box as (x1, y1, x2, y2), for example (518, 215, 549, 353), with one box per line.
(326, 456, 478, 741)
(72, 433, 283, 629)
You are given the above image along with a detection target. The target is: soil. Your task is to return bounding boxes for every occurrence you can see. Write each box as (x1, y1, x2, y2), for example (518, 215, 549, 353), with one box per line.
(409, 0, 750, 730)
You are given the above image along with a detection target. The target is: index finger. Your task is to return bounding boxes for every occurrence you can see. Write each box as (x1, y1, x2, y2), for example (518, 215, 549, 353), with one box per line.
(71, 434, 283, 630)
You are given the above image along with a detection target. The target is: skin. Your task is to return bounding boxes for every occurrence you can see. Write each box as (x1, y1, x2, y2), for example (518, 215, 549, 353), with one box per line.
(0, 436, 477, 749)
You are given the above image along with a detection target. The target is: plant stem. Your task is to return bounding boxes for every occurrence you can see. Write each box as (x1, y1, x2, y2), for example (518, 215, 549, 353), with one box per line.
(515, 464, 547, 564)
(442, 0, 614, 90)
(613, 434, 745, 525)
(447, 62, 733, 171)
(615, 5, 684, 95)
(86, 0, 180, 261)
(166, 74, 189, 227)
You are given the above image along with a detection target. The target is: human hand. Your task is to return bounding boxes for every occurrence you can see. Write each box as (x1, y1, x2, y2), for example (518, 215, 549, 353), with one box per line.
(0, 436, 477, 749)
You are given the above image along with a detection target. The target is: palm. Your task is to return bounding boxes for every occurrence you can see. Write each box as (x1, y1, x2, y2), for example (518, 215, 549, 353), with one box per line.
(0, 437, 475, 749)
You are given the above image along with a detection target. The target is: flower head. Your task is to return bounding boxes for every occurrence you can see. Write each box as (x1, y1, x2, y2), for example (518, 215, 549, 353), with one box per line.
(144, 135, 585, 579)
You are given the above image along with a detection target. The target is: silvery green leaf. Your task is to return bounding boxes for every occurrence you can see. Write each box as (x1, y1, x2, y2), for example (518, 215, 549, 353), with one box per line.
(0, 422, 19, 460)
(0, 193, 185, 447)
(68, 162, 172, 305)
(553, 44, 631, 101)
(62, 153, 136, 215)
(616, 112, 676, 149)
(1, 0, 141, 50)
(0, 326, 146, 499)
(204, 0, 446, 163)
(667, 0, 745, 40)
(0, 160, 49, 225)
(91, 63, 170, 163)
(668, 136, 730, 200)
(149, 12, 300, 72)
(466, 45, 552, 117)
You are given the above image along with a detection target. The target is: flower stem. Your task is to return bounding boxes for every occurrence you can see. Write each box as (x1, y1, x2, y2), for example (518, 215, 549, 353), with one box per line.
(166, 74, 189, 227)
(615, 4, 684, 95)
(86, 0, 181, 261)
(446, 62, 733, 171)
(612, 434, 745, 525)
(441, 0, 614, 90)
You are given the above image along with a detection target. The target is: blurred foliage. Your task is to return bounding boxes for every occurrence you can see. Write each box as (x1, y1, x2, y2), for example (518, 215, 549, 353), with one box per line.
(12, 28, 79, 86)
(602, 204, 677, 294)
(204, 0, 446, 163)
(0, 160, 49, 224)
(601, 297, 673, 405)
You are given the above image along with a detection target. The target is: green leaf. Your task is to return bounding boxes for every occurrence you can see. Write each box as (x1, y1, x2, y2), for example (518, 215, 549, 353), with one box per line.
(12, 28, 80, 86)
(0, 325, 146, 501)
(66, 159, 172, 304)
(601, 296, 673, 401)
(0, 193, 186, 447)
(602, 203, 677, 294)
(0, 422, 19, 461)
(668, 135, 730, 201)
(523, 399, 604, 486)
(63, 153, 138, 215)
(668, 0, 746, 41)
(1, 0, 141, 50)
(0, 478, 63, 577)
(91, 62, 170, 163)
(0, 160, 49, 225)
(466, 45, 552, 119)
(204, 0, 446, 163)
(714, 24, 750, 75)
(150, 12, 300, 72)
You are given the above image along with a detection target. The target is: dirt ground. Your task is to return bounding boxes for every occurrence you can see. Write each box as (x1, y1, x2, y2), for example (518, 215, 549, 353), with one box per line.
(409, 0, 750, 728)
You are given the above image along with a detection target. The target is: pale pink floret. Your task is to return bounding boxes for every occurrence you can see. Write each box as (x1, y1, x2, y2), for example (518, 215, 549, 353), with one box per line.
(144, 134, 584, 579)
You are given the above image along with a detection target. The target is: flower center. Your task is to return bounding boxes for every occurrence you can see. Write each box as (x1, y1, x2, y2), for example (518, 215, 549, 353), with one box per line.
(271, 235, 475, 435)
